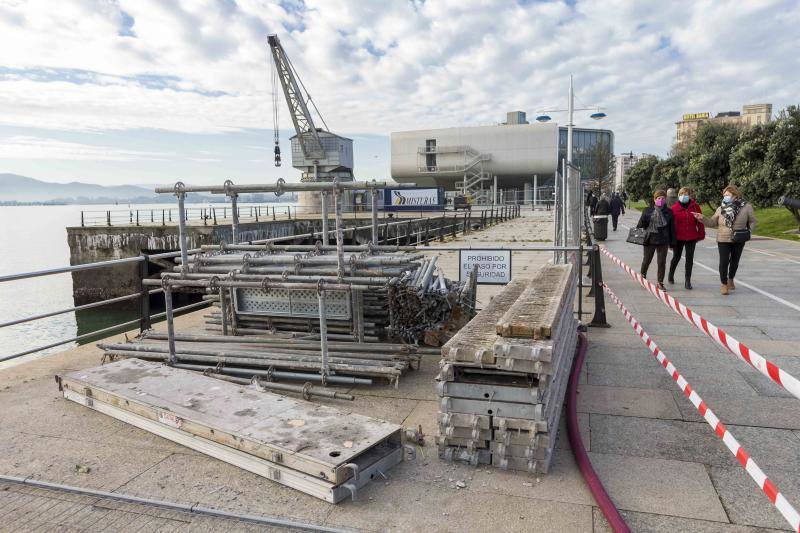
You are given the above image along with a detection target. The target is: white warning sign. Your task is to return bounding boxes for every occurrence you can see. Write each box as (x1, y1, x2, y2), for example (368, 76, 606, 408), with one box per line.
(459, 250, 512, 285)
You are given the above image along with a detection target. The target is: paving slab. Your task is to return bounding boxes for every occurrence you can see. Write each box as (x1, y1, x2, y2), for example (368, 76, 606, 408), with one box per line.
(469, 446, 594, 507)
(673, 391, 800, 429)
(588, 452, 728, 522)
(577, 384, 682, 420)
(587, 362, 760, 398)
(322, 477, 594, 532)
(711, 466, 800, 530)
(590, 414, 800, 469)
(592, 507, 771, 533)
(0, 431, 175, 492)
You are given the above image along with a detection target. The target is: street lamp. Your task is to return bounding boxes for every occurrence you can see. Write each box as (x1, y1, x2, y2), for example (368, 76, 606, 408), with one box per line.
(535, 75, 607, 166)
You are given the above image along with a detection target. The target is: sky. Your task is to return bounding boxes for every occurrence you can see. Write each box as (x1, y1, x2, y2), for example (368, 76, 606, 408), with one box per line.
(0, 0, 798, 187)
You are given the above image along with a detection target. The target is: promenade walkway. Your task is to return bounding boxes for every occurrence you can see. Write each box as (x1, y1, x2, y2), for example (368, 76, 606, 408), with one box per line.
(1, 208, 798, 531)
(587, 209, 800, 531)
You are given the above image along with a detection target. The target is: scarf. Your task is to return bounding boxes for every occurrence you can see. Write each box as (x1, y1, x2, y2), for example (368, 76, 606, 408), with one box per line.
(646, 205, 667, 237)
(721, 199, 745, 229)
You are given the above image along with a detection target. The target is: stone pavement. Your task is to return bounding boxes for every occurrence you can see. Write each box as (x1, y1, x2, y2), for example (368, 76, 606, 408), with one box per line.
(1, 207, 798, 532)
(588, 209, 800, 531)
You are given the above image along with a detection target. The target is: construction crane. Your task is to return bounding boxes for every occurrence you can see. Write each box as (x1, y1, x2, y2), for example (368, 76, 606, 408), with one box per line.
(267, 34, 353, 183)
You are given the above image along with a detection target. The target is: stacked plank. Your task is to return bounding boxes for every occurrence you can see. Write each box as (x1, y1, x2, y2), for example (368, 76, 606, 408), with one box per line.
(58, 359, 404, 503)
(436, 264, 578, 474)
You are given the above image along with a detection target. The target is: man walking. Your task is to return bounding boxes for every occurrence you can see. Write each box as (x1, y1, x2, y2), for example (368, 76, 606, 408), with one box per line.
(610, 192, 625, 231)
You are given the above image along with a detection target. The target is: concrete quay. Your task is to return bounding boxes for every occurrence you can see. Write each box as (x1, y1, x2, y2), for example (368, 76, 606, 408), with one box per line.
(1, 208, 798, 531)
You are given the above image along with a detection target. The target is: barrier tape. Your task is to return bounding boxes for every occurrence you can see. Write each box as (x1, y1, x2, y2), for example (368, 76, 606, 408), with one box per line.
(600, 246, 800, 402)
(602, 282, 800, 532)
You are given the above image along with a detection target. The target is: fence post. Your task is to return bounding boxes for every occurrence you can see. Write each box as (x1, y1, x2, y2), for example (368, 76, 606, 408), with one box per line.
(130, 211, 133, 224)
(138, 256, 151, 332)
(80, 211, 85, 227)
(107, 211, 111, 226)
(162, 209, 165, 226)
(588, 246, 610, 328)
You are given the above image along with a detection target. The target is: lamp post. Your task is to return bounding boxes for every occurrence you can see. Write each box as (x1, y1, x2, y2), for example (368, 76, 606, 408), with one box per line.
(536, 76, 607, 263)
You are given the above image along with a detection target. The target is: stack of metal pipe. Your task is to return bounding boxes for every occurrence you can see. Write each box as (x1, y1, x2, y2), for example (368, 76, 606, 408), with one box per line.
(100, 331, 424, 387)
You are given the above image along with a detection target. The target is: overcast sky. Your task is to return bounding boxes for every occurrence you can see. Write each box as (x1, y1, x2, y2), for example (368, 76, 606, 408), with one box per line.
(1, 0, 798, 186)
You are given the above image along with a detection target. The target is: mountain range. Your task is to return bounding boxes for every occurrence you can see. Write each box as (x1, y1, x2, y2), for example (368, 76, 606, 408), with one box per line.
(0, 173, 156, 203)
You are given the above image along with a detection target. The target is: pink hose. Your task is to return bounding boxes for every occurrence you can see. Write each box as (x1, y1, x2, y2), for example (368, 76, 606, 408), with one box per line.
(567, 333, 630, 533)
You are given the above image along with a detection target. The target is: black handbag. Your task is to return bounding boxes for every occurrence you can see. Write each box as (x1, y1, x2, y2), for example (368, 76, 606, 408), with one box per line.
(731, 223, 751, 243)
(626, 227, 647, 246)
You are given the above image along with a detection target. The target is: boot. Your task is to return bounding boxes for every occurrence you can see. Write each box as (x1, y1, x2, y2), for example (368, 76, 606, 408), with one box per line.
(685, 278, 693, 290)
(728, 278, 736, 290)
(721, 284, 729, 295)
(658, 282, 667, 291)
(668, 268, 675, 285)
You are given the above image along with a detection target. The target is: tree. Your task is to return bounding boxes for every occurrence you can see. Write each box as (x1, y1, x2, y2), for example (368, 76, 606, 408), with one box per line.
(763, 105, 800, 203)
(650, 152, 687, 193)
(625, 155, 659, 202)
(730, 122, 776, 207)
(584, 139, 614, 195)
(685, 121, 741, 207)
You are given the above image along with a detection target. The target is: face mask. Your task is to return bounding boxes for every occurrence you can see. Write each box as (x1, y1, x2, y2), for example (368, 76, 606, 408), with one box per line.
(679, 195, 690, 203)
(723, 195, 733, 204)
(654, 198, 665, 207)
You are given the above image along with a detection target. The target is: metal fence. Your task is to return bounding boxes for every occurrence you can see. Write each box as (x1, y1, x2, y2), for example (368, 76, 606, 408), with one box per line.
(1, 205, 521, 363)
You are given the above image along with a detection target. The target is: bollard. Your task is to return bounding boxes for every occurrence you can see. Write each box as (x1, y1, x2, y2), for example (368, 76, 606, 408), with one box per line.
(588, 246, 610, 328)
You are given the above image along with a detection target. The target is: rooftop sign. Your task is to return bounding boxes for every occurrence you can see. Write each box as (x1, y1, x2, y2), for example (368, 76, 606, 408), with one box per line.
(682, 112, 710, 121)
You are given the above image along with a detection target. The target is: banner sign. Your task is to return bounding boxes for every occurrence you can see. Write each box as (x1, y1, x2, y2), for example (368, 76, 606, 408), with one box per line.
(682, 112, 710, 121)
(383, 187, 444, 211)
(459, 249, 512, 285)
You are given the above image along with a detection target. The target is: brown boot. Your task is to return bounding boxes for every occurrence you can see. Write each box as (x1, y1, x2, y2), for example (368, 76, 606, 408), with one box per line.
(728, 279, 736, 290)
(721, 284, 729, 295)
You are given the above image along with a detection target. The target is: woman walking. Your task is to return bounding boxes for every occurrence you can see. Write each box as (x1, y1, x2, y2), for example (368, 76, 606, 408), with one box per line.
(669, 187, 704, 289)
(694, 185, 756, 295)
(636, 189, 675, 291)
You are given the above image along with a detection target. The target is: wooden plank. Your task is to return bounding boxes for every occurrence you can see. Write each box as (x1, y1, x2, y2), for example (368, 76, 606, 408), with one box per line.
(62, 389, 402, 503)
(441, 277, 530, 364)
(496, 264, 574, 339)
(59, 359, 400, 484)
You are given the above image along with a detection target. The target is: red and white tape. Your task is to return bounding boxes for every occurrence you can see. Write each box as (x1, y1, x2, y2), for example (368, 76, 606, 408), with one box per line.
(602, 282, 800, 532)
(600, 246, 800, 402)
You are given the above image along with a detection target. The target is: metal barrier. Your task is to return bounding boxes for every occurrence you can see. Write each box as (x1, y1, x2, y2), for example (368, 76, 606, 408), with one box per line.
(582, 207, 609, 327)
(1, 205, 520, 363)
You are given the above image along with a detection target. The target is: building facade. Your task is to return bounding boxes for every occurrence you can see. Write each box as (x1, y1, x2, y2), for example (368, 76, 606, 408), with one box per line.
(390, 113, 612, 204)
(557, 127, 614, 181)
(613, 152, 638, 192)
(675, 103, 772, 150)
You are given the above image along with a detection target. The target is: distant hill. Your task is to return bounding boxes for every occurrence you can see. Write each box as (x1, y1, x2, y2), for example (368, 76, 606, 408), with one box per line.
(0, 173, 154, 203)
(0, 173, 297, 205)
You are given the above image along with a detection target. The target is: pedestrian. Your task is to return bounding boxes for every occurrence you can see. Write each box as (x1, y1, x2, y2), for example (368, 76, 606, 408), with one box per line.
(694, 185, 756, 295)
(589, 192, 598, 216)
(636, 189, 675, 291)
(595, 193, 610, 216)
(668, 187, 704, 289)
(666, 187, 678, 207)
(621, 190, 629, 208)
(610, 192, 625, 231)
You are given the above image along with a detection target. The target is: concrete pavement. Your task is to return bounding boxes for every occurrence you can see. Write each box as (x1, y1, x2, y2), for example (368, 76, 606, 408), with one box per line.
(1, 207, 799, 531)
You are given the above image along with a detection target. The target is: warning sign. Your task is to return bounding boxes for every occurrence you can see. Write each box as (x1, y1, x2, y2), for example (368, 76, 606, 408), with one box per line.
(459, 250, 512, 285)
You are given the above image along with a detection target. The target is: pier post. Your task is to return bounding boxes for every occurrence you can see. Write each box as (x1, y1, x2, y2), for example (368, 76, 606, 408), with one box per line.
(321, 190, 329, 246)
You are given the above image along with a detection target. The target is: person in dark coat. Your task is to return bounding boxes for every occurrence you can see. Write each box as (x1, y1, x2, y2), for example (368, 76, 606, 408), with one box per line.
(595, 194, 610, 216)
(610, 192, 625, 231)
(589, 192, 598, 216)
(668, 187, 704, 289)
(636, 189, 676, 291)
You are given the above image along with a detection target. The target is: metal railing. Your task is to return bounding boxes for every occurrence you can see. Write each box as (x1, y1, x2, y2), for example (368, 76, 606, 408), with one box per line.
(1, 205, 522, 363)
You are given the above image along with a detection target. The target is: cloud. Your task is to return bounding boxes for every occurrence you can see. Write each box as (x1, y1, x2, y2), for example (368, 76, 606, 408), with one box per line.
(0, 0, 798, 158)
(0, 135, 171, 161)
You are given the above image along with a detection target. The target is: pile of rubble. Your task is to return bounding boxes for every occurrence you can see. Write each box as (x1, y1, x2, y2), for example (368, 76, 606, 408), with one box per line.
(436, 263, 578, 473)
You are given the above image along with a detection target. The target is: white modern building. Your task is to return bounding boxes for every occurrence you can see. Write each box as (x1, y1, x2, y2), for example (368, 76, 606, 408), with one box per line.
(391, 111, 612, 204)
(391, 120, 558, 204)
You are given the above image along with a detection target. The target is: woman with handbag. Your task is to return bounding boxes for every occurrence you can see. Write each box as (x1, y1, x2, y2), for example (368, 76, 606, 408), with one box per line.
(668, 187, 704, 290)
(636, 189, 676, 291)
(694, 185, 756, 295)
